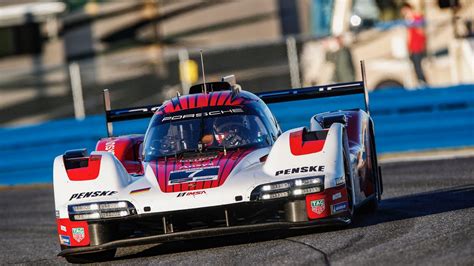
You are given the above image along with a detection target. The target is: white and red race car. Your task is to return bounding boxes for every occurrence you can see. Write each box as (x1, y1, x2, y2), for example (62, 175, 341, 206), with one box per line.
(53, 75, 382, 262)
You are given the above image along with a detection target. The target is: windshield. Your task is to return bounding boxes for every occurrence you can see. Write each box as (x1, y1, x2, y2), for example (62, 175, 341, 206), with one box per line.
(143, 107, 272, 161)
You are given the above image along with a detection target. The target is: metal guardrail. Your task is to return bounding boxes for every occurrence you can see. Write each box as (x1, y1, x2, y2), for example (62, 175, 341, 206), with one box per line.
(0, 84, 473, 185)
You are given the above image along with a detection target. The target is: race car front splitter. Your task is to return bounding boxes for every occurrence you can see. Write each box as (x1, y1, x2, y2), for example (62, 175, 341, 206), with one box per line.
(58, 217, 350, 256)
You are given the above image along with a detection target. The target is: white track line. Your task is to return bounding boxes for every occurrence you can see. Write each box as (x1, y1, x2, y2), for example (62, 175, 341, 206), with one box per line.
(380, 148, 474, 164)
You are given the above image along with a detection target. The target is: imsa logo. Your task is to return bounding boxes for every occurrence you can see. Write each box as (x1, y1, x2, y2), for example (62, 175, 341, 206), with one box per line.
(176, 191, 207, 197)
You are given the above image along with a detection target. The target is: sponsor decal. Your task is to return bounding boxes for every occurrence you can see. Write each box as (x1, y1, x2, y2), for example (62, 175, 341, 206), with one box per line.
(311, 199, 325, 214)
(104, 140, 116, 154)
(60, 235, 70, 246)
(176, 191, 207, 197)
(179, 155, 218, 163)
(162, 108, 244, 122)
(130, 187, 151, 195)
(60, 225, 67, 232)
(179, 162, 214, 169)
(119, 106, 159, 114)
(55, 210, 60, 218)
(335, 176, 345, 186)
(69, 190, 117, 201)
(332, 192, 342, 200)
(275, 166, 325, 176)
(72, 227, 85, 243)
(169, 167, 219, 185)
(332, 202, 348, 214)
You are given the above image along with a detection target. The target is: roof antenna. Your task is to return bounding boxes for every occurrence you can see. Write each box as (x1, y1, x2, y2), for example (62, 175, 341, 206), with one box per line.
(200, 49, 207, 94)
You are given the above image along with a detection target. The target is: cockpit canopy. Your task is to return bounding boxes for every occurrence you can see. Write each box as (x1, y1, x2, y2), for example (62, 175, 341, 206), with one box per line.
(143, 94, 280, 161)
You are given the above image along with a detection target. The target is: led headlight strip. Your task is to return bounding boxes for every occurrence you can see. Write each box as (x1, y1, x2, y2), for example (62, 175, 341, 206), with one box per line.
(251, 176, 324, 201)
(68, 201, 137, 221)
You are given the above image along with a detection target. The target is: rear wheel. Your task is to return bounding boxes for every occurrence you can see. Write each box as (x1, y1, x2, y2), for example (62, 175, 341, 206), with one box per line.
(342, 131, 354, 222)
(363, 126, 380, 212)
(343, 150, 354, 219)
(364, 183, 379, 212)
(64, 249, 116, 263)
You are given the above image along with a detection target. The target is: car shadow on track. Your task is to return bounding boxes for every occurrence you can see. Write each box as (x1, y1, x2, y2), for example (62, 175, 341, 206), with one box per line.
(352, 184, 474, 227)
(111, 185, 474, 262)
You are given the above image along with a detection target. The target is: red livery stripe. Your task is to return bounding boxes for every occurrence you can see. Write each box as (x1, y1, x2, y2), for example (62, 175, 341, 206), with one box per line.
(66, 155, 101, 181)
(159, 91, 255, 116)
(149, 148, 254, 193)
(289, 130, 325, 156)
(56, 218, 90, 247)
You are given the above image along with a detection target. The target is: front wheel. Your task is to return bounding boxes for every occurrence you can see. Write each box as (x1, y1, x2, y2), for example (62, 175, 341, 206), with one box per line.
(64, 248, 116, 263)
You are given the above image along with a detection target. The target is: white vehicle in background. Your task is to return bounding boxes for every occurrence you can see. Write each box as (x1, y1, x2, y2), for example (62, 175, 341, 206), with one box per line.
(302, 0, 474, 90)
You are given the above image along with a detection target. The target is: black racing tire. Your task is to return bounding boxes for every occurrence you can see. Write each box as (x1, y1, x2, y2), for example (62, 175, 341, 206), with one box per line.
(64, 248, 116, 263)
(362, 125, 380, 213)
(342, 131, 354, 222)
(363, 190, 379, 213)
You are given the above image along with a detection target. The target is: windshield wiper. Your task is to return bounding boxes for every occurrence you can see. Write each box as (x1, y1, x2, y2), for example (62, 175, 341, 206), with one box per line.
(173, 148, 199, 157)
(203, 146, 225, 152)
(225, 143, 255, 150)
(204, 143, 255, 153)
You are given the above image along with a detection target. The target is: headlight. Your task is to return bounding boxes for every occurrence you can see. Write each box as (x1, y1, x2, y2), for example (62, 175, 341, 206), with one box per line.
(251, 176, 324, 201)
(73, 212, 101, 220)
(292, 186, 321, 196)
(68, 201, 136, 221)
(294, 177, 321, 187)
(261, 191, 290, 200)
(262, 182, 291, 192)
(71, 203, 99, 212)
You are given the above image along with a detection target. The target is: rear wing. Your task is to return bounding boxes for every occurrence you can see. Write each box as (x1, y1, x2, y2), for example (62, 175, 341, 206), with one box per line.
(257, 80, 367, 104)
(103, 61, 370, 137)
(256, 61, 370, 114)
(102, 89, 160, 137)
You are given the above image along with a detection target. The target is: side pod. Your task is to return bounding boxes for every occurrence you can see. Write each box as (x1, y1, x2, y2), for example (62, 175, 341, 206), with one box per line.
(263, 123, 346, 189)
(53, 152, 132, 219)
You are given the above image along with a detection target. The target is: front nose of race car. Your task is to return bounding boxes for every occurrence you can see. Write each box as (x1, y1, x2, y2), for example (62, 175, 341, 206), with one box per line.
(55, 163, 350, 258)
(137, 147, 351, 223)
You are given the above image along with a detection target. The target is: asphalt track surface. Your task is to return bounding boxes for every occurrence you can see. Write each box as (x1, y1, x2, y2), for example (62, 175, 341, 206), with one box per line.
(1, 156, 473, 265)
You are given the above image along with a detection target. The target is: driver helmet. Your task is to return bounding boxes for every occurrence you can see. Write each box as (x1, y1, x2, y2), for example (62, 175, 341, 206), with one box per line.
(212, 116, 247, 146)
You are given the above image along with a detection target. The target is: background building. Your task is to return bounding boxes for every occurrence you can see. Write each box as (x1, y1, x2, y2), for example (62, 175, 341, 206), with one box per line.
(0, 0, 472, 126)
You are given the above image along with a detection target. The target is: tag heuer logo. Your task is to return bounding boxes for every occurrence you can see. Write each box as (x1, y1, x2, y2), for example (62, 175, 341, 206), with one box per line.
(72, 227, 85, 242)
(311, 199, 325, 214)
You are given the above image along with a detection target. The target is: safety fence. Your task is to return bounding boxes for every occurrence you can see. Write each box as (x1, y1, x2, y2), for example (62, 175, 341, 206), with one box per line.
(0, 84, 473, 185)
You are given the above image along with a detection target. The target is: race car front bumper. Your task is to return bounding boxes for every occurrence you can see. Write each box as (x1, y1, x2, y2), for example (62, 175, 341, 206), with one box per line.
(58, 216, 349, 256)
(58, 184, 351, 257)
